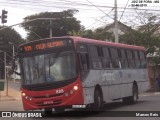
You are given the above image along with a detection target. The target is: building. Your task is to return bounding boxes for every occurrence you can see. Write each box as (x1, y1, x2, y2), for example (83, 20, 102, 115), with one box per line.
(97, 21, 135, 42)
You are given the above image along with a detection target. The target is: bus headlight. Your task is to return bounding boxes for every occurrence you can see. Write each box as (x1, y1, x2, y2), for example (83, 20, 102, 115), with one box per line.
(73, 85, 78, 91)
(22, 92, 26, 97)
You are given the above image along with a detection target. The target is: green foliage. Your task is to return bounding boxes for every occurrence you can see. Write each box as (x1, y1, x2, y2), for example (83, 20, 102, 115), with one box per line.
(0, 26, 23, 62)
(94, 28, 114, 41)
(0, 26, 24, 50)
(0, 26, 23, 78)
(119, 31, 160, 54)
(70, 27, 114, 41)
(82, 30, 95, 39)
(22, 9, 81, 41)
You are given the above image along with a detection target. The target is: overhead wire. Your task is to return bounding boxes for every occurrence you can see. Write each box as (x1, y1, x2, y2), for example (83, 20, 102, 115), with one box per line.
(0, 1, 113, 12)
(134, 8, 146, 25)
(119, 0, 130, 21)
(1, 0, 160, 31)
(85, 8, 114, 29)
(1, 0, 160, 13)
(86, 0, 114, 20)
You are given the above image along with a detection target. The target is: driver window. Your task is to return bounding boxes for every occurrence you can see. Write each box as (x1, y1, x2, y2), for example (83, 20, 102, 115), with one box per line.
(79, 53, 89, 71)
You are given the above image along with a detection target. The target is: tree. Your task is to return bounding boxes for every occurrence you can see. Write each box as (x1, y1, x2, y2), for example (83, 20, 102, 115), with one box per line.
(119, 31, 160, 51)
(119, 12, 160, 55)
(0, 26, 24, 56)
(82, 29, 95, 39)
(69, 27, 114, 41)
(93, 28, 114, 41)
(0, 26, 23, 79)
(21, 9, 81, 41)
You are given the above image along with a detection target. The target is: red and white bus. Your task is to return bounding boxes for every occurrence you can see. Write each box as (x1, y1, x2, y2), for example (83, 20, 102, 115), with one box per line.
(14, 36, 149, 113)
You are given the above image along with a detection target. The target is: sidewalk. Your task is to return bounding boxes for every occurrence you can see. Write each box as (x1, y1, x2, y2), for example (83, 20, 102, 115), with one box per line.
(140, 91, 160, 96)
(0, 81, 21, 101)
(0, 80, 23, 111)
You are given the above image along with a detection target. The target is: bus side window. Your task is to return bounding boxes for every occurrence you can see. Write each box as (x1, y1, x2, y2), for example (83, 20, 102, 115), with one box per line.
(110, 47, 120, 68)
(89, 45, 102, 69)
(126, 50, 135, 68)
(139, 51, 147, 68)
(102, 47, 111, 69)
(77, 43, 89, 71)
(134, 51, 141, 68)
(79, 53, 89, 71)
(120, 49, 128, 68)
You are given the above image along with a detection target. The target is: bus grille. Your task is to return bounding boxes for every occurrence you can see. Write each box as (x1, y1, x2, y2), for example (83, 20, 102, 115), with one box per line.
(33, 93, 63, 99)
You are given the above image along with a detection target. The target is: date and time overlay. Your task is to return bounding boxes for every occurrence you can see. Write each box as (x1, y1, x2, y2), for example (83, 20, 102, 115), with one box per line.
(129, 0, 159, 7)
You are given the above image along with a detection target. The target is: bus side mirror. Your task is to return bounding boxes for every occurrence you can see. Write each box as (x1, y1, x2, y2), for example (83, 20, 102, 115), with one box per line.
(11, 55, 21, 76)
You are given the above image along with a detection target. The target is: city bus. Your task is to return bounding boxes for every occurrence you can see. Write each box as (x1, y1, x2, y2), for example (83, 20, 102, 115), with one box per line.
(13, 36, 149, 113)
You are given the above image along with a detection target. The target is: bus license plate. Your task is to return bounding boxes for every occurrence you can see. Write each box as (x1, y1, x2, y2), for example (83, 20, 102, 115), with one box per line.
(44, 101, 53, 105)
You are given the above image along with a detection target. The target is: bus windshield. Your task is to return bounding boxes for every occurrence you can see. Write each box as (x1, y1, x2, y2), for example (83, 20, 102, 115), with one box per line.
(21, 50, 77, 85)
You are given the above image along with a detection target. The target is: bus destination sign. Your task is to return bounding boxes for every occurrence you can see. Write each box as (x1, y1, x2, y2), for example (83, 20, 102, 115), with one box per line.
(21, 40, 70, 53)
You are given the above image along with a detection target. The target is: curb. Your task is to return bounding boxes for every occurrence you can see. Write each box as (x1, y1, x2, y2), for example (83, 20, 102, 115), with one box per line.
(0, 80, 21, 84)
(140, 92, 160, 96)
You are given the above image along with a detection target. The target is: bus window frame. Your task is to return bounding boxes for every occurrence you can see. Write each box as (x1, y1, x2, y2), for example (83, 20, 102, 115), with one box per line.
(126, 49, 136, 69)
(138, 51, 147, 68)
(76, 42, 90, 80)
(102, 46, 112, 69)
(88, 44, 103, 70)
(109, 47, 121, 69)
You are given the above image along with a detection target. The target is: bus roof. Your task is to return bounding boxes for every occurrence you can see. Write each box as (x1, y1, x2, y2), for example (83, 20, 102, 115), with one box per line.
(21, 36, 146, 51)
(65, 36, 145, 51)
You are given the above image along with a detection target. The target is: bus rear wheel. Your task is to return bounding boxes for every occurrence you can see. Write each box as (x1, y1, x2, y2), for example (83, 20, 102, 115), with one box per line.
(94, 90, 103, 111)
(123, 84, 138, 104)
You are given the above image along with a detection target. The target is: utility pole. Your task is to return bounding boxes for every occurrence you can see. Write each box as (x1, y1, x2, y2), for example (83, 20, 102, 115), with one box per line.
(114, 0, 119, 43)
(12, 44, 15, 82)
(4, 52, 8, 96)
(8, 42, 15, 82)
(50, 20, 53, 38)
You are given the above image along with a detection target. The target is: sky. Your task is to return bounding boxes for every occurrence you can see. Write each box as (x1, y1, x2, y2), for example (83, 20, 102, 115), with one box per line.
(0, 0, 160, 39)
